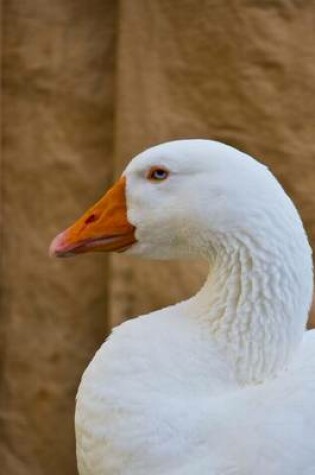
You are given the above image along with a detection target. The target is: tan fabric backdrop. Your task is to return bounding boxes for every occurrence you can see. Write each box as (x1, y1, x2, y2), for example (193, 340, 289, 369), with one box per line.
(2, 1, 315, 474)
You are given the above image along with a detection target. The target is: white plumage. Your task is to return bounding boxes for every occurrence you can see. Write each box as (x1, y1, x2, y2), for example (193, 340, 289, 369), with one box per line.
(60, 140, 315, 474)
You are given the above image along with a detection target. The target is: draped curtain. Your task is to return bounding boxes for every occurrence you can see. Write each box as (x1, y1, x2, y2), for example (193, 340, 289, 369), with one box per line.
(2, 1, 315, 473)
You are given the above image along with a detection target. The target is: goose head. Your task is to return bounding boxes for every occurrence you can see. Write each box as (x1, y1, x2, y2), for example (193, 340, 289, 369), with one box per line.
(50, 139, 309, 262)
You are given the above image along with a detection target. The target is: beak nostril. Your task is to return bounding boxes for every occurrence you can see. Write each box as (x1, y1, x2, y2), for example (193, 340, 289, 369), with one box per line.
(85, 213, 98, 225)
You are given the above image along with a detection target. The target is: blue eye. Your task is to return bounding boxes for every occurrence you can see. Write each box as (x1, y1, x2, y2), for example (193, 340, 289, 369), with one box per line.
(147, 166, 169, 182)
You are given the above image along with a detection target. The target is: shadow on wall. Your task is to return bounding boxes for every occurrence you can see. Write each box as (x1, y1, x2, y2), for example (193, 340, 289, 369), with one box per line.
(309, 300, 315, 329)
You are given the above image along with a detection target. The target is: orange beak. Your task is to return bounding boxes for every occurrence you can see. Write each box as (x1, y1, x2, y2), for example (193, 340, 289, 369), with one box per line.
(49, 176, 136, 258)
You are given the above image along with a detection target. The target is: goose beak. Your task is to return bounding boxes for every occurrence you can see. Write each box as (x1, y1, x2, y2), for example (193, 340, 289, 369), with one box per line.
(49, 176, 136, 258)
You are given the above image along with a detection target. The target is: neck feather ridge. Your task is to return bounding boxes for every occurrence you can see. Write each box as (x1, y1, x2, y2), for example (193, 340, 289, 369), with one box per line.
(186, 228, 312, 384)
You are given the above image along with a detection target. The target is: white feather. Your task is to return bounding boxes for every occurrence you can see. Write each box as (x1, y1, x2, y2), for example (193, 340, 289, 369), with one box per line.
(75, 140, 315, 475)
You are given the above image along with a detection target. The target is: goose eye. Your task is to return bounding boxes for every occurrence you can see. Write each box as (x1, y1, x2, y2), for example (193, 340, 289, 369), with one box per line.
(147, 166, 169, 182)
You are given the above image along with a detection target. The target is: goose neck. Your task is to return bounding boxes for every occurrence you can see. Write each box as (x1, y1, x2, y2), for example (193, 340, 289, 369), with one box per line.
(187, 231, 312, 384)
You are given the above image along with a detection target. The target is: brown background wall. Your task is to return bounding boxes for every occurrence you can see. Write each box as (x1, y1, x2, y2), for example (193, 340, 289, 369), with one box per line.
(2, 1, 315, 474)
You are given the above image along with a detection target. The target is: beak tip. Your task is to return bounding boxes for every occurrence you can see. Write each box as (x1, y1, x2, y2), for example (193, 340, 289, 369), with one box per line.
(49, 231, 67, 258)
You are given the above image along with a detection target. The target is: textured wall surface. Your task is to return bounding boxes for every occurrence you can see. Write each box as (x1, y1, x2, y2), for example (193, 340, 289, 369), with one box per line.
(2, 1, 117, 474)
(113, 0, 315, 324)
(1, 1, 315, 474)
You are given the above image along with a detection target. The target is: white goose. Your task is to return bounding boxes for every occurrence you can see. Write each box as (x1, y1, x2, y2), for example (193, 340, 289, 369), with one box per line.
(50, 140, 315, 475)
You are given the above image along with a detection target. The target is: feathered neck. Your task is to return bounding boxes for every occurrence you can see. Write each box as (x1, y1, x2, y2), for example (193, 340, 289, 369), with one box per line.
(184, 222, 312, 384)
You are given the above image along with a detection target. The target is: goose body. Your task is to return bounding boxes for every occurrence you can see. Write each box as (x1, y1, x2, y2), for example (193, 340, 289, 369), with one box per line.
(76, 309, 315, 475)
(51, 140, 315, 474)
